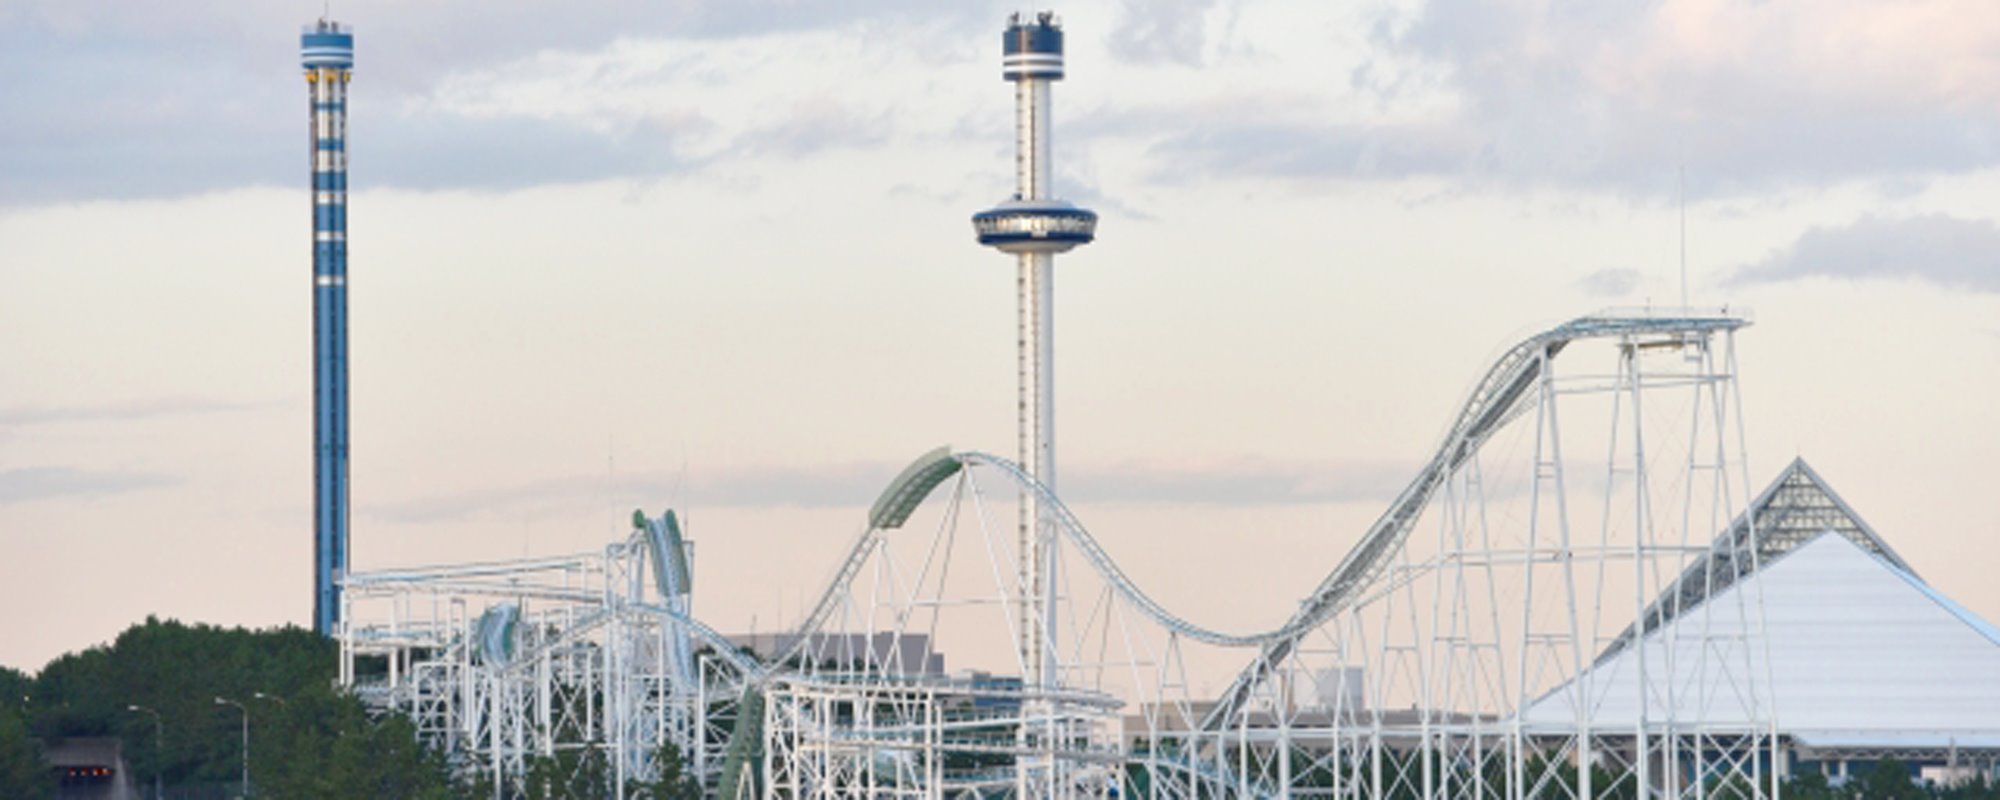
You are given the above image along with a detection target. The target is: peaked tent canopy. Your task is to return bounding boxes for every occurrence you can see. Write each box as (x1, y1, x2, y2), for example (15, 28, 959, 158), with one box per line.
(1519, 462, 2000, 752)
(1599, 457, 1912, 661)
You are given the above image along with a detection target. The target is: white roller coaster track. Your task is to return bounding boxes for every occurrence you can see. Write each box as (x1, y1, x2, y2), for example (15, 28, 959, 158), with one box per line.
(344, 309, 1775, 798)
(788, 311, 1746, 667)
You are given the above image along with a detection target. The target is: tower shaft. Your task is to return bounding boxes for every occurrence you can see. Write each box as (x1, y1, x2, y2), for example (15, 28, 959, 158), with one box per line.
(1016, 78, 1053, 200)
(1015, 73, 1059, 698)
(303, 22, 354, 636)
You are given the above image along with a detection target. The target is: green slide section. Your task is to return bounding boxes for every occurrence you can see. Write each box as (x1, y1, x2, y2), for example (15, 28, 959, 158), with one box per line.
(715, 686, 765, 799)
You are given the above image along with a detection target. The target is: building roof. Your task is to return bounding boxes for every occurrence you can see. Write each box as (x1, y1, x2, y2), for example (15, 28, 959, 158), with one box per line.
(41, 736, 122, 767)
(1519, 530, 2000, 747)
(1597, 457, 1911, 662)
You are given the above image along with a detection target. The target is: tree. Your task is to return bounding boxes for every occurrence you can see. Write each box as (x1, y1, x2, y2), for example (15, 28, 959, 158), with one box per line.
(0, 703, 52, 800)
(1705, 771, 1763, 800)
(1938, 772, 2000, 800)
(19, 617, 465, 798)
(1782, 770, 1842, 800)
(1858, 758, 1927, 800)
(250, 683, 455, 799)
(645, 737, 704, 800)
(524, 743, 613, 800)
(0, 666, 29, 714)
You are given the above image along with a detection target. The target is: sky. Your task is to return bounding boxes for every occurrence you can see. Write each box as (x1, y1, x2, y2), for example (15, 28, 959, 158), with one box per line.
(2, 0, 1998, 675)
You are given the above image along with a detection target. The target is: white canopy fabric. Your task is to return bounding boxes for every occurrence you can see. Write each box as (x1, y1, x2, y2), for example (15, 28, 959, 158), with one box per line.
(1599, 458, 1911, 662)
(1519, 531, 2000, 748)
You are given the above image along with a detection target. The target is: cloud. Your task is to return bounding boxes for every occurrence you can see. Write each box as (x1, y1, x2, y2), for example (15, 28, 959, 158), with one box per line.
(730, 100, 894, 160)
(1726, 214, 2000, 293)
(363, 111, 701, 192)
(0, 2, 983, 91)
(1111, 0, 2000, 196)
(0, 467, 178, 506)
(1107, 0, 1221, 66)
(0, 397, 268, 428)
(0, 1, 988, 206)
(1576, 268, 1644, 298)
(0, 25, 295, 205)
(1128, 118, 1480, 186)
(11, 0, 2000, 205)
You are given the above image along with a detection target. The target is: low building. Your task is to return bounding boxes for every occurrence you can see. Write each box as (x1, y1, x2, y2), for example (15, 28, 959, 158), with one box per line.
(43, 737, 139, 800)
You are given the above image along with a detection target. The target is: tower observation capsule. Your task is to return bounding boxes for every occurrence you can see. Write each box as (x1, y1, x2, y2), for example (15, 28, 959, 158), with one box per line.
(303, 19, 353, 636)
(971, 10, 1096, 794)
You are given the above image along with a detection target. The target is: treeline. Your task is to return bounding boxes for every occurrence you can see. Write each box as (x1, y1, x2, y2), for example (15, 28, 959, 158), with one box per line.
(0, 617, 703, 799)
(0, 616, 454, 798)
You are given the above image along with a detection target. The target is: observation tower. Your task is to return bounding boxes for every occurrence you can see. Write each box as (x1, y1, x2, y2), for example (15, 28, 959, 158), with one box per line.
(972, 9, 1097, 700)
(974, 12, 1095, 795)
(303, 19, 353, 636)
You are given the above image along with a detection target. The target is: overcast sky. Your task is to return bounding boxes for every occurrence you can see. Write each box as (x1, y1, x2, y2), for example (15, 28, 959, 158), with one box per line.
(2, 0, 1997, 674)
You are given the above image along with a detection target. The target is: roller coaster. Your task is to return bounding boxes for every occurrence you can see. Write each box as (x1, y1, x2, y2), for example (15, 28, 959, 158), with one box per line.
(339, 308, 1779, 798)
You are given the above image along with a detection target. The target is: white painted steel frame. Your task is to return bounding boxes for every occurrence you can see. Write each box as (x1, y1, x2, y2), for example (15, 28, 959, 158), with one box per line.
(763, 311, 1774, 800)
(340, 310, 1778, 800)
(339, 520, 754, 798)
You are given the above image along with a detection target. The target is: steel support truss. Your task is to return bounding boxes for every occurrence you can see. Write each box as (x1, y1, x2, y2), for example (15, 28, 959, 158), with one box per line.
(340, 517, 757, 797)
(341, 310, 1779, 800)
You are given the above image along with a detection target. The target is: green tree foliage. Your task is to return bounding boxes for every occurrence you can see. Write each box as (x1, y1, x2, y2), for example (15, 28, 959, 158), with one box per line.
(0, 665, 30, 713)
(515, 736, 704, 800)
(1784, 770, 1843, 800)
(1706, 770, 1763, 800)
(1859, 758, 1930, 800)
(645, 736, 704, 800)
(32, 615, 339, 788)
(17, 616, 464, 798)
(0, 693, 53, 800)
(1940, 774, 2000, 800)
(524, 743, 613, 800)
(248, 683, 454, 798)
(1, 664, 53, 798)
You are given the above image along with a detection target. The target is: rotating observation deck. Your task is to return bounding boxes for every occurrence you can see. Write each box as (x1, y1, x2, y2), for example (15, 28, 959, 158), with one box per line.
(972, 198, 1097, 253)
(972, 11, 1098, 256)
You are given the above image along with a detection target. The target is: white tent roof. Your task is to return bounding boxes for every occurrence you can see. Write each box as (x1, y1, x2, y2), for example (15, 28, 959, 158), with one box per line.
(1599, 458, 1911, 662)
(1519, 531, 2000, 748)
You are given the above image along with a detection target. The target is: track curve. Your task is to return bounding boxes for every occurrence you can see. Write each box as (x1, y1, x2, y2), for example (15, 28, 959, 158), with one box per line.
(782, 312, 1747, 730)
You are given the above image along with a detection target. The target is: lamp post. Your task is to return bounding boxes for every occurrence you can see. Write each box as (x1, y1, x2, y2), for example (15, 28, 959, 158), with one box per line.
(126, 705, 163, 800)
(251, 691, 286, 794)
(214, 696, 248, 798)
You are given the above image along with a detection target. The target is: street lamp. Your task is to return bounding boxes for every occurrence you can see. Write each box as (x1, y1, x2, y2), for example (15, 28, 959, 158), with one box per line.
(214, 696, 248, 798)
(126, 705, 163, 800)
(251, 691, 286, 706)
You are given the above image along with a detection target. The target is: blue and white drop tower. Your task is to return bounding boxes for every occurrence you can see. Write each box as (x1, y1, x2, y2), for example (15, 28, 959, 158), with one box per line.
(303, 20, 354, 636)
(972, 7, 1096, 734)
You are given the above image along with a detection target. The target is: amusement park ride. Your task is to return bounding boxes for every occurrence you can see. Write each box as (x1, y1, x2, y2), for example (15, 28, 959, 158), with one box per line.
(331, 12, 1779, 800)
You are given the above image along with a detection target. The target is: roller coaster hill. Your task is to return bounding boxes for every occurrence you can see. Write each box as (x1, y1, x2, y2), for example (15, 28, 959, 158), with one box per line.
(340, 309, 1819, 799)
